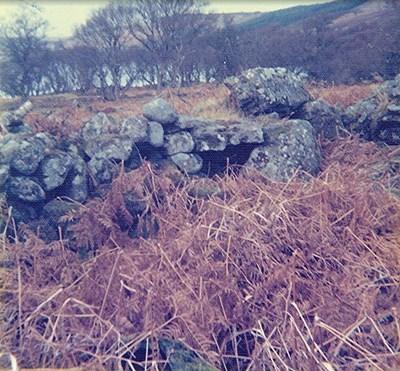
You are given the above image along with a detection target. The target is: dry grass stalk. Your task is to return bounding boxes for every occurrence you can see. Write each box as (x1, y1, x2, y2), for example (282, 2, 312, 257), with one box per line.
(0, 135, 399, 370)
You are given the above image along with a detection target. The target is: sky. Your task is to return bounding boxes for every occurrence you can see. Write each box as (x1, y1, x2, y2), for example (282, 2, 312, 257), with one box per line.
(0, 0, 333, 39)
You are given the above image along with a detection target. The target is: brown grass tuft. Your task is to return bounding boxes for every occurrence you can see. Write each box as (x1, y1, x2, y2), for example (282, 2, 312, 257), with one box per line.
(307, 82, 378, 107)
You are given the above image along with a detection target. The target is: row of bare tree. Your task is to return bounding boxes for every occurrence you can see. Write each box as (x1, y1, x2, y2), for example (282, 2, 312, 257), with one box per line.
(1, 0, 399, 101)
(0, 0, 237, 101)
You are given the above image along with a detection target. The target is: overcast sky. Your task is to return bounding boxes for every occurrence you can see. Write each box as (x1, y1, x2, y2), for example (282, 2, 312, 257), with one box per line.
(0, 0, 333, 39)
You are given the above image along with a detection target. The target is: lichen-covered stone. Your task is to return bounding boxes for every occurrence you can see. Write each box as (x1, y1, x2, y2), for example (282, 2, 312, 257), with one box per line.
(84, 135, 133, 161)
(192, 123, 227, 151)
(0, 134, 21, 164)
(165, 132, 195, 155)
(294, 99, 343, 140)
(170, 153, 203, 174)
(119, 117, 149, 142)
(343, 73, 400, 144)
(80, 112, 115, 141)
(40, 151, 73, 191)
(0, 165, 10, 187)
(226, 121, 264, 145)
(142, 98, 178, 125)
(61, 154, 88, 203)
(177, 116, 213, 130)
(6, 176, 46, 202)
(148, 121, 164, 147)
(10, 140, 46, 175)
(88, 156, 116, 184)
(225, 67, 310, 117)
(246, 120, 321, 181)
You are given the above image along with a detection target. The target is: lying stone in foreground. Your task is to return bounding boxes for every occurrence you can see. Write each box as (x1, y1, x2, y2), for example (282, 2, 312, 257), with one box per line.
(225, 67, 310, 117)
(246, 120, 321, 182)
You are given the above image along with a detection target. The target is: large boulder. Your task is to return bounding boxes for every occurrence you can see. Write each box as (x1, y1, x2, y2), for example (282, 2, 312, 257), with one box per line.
(142, 98, 178, 125)
(246, 120, 321, 182)
(343, 74, 400, 144)
(294, 99, 343, 140)
(225, 67, 310, 117)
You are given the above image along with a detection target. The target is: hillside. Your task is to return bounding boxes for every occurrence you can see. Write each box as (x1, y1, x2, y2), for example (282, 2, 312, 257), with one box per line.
(224, 0, 400, 83)
(237, 0, 366, 31)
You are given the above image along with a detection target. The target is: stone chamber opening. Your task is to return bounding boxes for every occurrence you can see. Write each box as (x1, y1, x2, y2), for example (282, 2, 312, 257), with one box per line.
(197, 143, 260, 177)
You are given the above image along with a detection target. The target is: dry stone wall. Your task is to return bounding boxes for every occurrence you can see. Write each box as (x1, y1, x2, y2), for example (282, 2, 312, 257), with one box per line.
(5, 67, 398, 241)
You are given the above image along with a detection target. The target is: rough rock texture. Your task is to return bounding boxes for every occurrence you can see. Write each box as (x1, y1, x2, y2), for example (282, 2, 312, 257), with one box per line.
(294, 99, 343, 140)
(0, 100, 33, 134)
(225, 67, 310, 117)
(0, 134, 22, 164)
(170, 153, 203, 174)
(192, 123, 228, 151)
(227, 121, 265, 145)
(1, 69, 349, 240)
(80, 112, 116, 141)
(142, 98, 178, 125)
(343, 73, 400, 144)
(84, 135, 133, 161)
(191, 120, 264, 152)
(88, 156, 116, 184)
(5, 176, 46, 202)
(246, 120, 321, 182)
(40, 151, 73, 191)
(165, 132, 195, 155)
(0, 165, 10, 187)
(10, 140, 46, 175)
(61, 154, 88, 203)
(148, 121, 164, 147)
(120, 117, 149, 142)
(42, 199, 79, 238)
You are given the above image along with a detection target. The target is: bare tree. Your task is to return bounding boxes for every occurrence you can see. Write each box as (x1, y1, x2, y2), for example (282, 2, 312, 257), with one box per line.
(0, 3, 49, 100)
(74, 0, 138, 101)
(124, 0, 211, 92)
